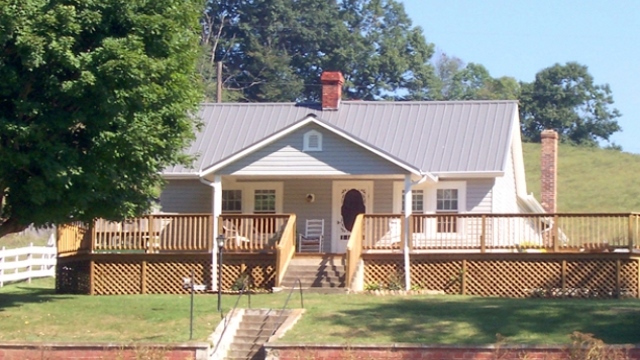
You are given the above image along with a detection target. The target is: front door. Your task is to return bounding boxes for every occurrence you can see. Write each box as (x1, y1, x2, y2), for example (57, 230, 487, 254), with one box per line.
(332, 181, 373, 253)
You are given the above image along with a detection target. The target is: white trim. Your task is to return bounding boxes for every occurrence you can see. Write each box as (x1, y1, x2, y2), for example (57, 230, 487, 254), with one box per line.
(163, 173, 200, 179)
(511, 109, 529, 198)
(200, 116, 424, 177)
(303, 130, 323, 151)
(434, 171, 504, 179)
(403, 175, 412, 291)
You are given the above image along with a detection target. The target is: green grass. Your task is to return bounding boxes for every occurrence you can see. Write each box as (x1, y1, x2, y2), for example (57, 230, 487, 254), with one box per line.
(523, 143, 640, 212)
(2, 279, 640, 345)
(2, 231, 52, 249)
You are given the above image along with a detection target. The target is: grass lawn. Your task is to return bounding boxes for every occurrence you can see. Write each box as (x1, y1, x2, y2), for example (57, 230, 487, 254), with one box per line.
(2, 278, 640, 345)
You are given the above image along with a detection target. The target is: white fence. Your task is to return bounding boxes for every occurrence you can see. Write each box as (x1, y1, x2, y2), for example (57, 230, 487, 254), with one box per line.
(0, 243, 57, 287)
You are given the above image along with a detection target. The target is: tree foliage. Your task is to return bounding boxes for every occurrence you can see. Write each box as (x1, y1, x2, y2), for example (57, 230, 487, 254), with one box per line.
(200, 0, 437, 102)
(0, 0, 203, 238)
(428, 53, 519, 101)
(519, 62, 621, 145)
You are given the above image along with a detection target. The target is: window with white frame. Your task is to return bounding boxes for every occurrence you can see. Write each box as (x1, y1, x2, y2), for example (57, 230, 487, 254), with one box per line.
(402, 190, 424, 212)
(303, 130, 322, 151)
(402, 190, 424, 232)
(221, 190, 242, 213)
(436, 189, 458, 233)
(254, 189, 276, 213)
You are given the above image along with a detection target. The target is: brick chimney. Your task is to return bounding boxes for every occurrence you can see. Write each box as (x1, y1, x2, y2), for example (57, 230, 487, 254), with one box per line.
(320, 71, 344, 110)
(540, 129, 558, 213)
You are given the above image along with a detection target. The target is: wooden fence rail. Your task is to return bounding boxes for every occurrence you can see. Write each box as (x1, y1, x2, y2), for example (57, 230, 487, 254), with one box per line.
(0, 244, 56, 287)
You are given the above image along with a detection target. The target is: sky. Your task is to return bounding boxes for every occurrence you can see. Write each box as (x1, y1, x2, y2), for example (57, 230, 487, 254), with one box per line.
(402, 0, 640, 153)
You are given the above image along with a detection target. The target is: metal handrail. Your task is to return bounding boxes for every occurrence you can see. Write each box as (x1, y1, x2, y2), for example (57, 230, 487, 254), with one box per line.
(270, 278, 304, 338)
(212, 277, 251, 355)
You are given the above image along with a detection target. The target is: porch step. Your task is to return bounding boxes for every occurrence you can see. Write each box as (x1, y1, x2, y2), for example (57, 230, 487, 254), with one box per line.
(224, 309, 291, 360)
(280, 255, 346, 289)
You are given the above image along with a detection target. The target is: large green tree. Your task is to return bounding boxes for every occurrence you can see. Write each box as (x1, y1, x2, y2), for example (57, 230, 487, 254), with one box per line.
(0, 0, 203, 238)
(200, 0, 437, 102)
(519, 62, 621, 145)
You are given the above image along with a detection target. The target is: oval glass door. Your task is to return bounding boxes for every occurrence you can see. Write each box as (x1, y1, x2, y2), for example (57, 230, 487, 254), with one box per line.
(340, 189, 366, 238)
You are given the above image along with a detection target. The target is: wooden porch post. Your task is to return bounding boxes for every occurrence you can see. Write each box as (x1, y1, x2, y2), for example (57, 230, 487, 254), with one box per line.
(89, 260, 95, 295)
(629, 214, 634, 253)
(615, 259, 621, 299)
(552, 215, 559, 252)
(480, 215, 486, 253)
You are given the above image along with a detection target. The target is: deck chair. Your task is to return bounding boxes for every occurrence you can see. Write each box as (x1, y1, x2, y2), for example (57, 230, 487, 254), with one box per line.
(377, 218, 401, 247)
(298, 219, 324, 252)
(221, 219, 252, 246)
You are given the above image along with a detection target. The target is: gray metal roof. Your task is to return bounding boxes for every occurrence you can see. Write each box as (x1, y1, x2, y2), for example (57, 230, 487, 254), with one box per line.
(163, 100, 518, 176)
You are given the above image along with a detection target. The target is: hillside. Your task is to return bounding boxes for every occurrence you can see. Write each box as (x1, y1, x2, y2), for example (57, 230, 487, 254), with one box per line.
(522, 143, 640, 212)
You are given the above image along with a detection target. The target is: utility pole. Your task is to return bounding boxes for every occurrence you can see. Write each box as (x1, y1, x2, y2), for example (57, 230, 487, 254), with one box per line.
(216, 61, 222, 103)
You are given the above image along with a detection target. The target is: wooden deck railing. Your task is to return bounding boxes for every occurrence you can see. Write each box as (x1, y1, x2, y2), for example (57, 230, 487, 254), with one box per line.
(219, 214, 291, 252)
(275, 214, 297, 287)
(362, 213, 640, 253)
(93, 214, 213, 252)
(57, 214, 296, 255)
(57, 222, 92, 256)
(346, 214, 365, 289)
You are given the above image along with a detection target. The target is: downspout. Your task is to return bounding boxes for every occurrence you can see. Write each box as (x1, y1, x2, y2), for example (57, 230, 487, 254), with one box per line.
(200, 175, 222, 291)
(403, 172, 438, 291)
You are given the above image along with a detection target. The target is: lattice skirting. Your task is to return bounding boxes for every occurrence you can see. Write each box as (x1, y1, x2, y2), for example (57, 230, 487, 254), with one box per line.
(58, 253, 639, 298)
(55, 253, 276, 295)
(363, 254, 640, 298)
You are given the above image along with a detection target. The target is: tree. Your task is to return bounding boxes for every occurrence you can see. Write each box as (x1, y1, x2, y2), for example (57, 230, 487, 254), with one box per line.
(519, 62, 621, 146)
(200, 0, 437, 102)
(428, 53, 520, 101)
(0, 0, 203, 238)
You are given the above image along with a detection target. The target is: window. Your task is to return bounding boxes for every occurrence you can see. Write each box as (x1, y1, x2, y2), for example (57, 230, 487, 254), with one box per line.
(402, 190, 424, 212)
(222, 190, 242, 213)
(402, 190, 424, 232)
(254, 189, 276, 213)
(303, 130, 322, 151)
(436, 189, 458, 233)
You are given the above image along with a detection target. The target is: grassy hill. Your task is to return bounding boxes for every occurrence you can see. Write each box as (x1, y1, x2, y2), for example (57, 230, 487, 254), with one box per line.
(522, 143, 640, 212)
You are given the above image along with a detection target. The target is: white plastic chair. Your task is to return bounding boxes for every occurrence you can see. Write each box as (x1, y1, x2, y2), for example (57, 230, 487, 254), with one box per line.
(298, 219, 324, 252)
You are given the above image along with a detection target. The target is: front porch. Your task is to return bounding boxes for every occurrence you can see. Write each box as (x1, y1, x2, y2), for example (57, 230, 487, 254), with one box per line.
(55, 213, 640, 297)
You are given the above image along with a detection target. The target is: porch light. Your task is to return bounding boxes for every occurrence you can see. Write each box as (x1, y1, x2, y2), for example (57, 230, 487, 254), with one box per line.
(216, 234, 225, 249)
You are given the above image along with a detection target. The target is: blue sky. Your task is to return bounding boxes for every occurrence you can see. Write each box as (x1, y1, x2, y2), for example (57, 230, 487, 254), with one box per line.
(402, 0, 640, 153)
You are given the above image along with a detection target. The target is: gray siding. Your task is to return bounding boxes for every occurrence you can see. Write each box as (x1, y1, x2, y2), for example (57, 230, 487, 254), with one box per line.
(466, 179, 493, 213)
(219, 124, 405, 176)
(283, 179, 333, 251)
(159, 180, 212, 213)
(374, 180, 394, 213)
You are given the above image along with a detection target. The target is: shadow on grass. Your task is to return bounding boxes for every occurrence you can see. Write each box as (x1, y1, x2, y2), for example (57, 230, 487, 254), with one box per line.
(0, 283, 72, 311)
(315, 297, 640, 345)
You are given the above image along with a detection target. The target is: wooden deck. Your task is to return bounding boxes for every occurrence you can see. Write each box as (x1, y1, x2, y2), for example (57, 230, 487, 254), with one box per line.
(55, 212, 640, 296)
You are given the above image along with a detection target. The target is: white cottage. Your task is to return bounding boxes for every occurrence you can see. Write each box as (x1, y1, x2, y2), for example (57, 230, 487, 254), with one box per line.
(159, 71, 546, 254)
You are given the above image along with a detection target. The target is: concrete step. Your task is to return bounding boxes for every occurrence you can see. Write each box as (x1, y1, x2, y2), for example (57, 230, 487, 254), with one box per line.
(280, 277, 345, 289)
(280, 287, 349, 294)
(226, 348, 264, 360)
(288, 255, 346, 267)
